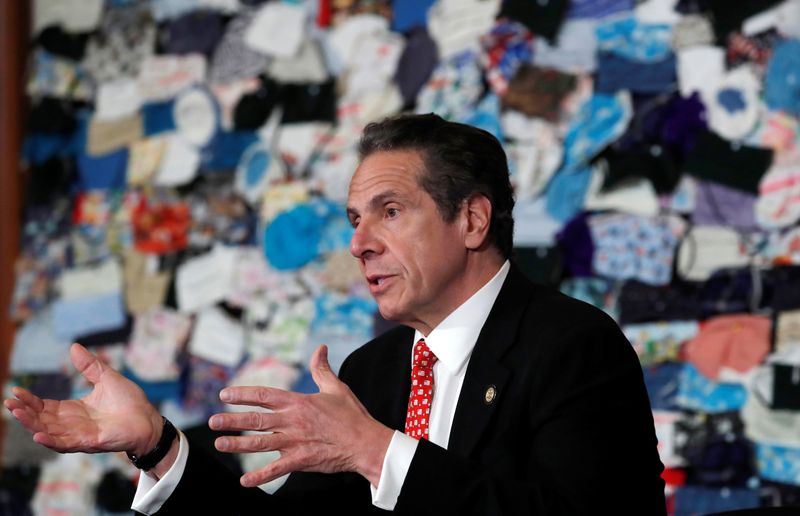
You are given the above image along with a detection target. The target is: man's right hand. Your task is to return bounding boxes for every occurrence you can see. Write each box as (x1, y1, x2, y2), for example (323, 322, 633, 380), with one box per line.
(4, 343, 165, 460)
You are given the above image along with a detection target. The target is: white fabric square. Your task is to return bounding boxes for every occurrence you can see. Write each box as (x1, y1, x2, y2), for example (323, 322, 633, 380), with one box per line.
(245, 2, 307, 58)
(34, 0, 103, 33)
(95, 78, 142, 121)
(137, 54, 207, 103)
(154, 134, 200, 187)
(176, 245, 237, 313)
(677, 45, 725, 97)
(189, 307, 245, 367)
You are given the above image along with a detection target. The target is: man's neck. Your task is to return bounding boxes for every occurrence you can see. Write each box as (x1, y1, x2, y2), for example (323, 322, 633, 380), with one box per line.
(412, 254, 507, 336)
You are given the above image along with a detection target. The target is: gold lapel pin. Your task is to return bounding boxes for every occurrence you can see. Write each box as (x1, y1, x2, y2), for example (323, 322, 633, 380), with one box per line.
(484, 385, 497, 405)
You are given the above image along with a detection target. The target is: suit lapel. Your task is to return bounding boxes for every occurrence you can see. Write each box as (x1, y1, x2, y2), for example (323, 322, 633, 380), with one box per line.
(374, 326, 414, 432)
(447, 264, 533, 457)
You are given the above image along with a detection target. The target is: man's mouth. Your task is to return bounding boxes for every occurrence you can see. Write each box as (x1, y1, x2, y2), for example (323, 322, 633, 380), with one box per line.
(367, 274, 392, 287)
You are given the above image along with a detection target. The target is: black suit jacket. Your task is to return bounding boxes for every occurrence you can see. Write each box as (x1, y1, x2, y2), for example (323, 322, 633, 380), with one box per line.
(155, 264, 666, 515)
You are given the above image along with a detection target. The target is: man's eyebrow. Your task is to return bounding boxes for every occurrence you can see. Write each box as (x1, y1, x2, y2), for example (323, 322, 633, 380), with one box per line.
(347, 190, 407, 218)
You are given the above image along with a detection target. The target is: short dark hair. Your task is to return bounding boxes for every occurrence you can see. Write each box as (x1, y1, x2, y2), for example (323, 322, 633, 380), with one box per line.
(357, 113, 515, 258)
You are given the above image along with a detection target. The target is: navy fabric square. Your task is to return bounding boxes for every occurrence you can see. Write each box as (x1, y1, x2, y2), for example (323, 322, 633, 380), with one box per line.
(642, 361, 683, 411)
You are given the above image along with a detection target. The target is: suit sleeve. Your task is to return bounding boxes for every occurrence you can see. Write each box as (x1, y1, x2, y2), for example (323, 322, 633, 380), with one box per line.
(393, 315, 667, 516)
(151, 356, 378, 515)
(151, 438, 275, 515)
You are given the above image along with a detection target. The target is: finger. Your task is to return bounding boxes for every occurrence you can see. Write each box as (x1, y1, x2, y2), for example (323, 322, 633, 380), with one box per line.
(4, 397, 31, 414)
(215, 432, 290, 454)
(33, 432, 84, 453)
(70, 343, 107, 385)
(309, 344, 343, 394)
(219, 386, 294, 408)
(32, 432, 59, 449)
(10, 407, 46, 434)
(11, 387, 44, 412)
(208, 411, 280, 432)
(4, 398, 16, 412)
(241, 456, 301, 488)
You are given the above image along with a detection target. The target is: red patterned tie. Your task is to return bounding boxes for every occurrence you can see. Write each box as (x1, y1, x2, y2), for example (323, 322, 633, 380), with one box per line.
(405, 339, 438, 440)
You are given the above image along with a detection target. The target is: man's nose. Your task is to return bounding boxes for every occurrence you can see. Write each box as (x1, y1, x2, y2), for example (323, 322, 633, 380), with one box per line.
(350, 219, 381, 258)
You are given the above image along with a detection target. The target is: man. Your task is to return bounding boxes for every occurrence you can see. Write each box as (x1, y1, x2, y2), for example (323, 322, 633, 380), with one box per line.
(6, 114, 666, 514)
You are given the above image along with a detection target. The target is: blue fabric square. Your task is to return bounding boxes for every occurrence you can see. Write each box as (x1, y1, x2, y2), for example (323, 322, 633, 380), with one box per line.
(642, 361, 684, 411)
(596, 16, 672, 62)
(545, 165, 593, 222)
(676, 363, 748, 413)
(391, 0, 436, 32)
(673, 486, 760, 514)
(76, 148, 128, 190)
(595, 52, 677, 94)
(264, 200, 353, 271)
(51, 292, 126, 341)
(764, 38, 800, 118)
(23, 133, 75, 165)
(756, 442, 800, 486)
(142, 100, 177, 136)
(73, 111, 128, 190)
(201, 130, 259, 172)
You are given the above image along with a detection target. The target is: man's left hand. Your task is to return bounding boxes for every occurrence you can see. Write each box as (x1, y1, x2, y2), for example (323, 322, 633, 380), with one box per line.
(209, 345, 394, 488)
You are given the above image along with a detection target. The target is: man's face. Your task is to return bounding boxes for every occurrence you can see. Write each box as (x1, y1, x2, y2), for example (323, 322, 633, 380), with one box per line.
(347, 150, 469, 331)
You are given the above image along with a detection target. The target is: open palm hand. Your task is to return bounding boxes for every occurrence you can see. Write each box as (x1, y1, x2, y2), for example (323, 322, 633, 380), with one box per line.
(5, 343, 163, 457)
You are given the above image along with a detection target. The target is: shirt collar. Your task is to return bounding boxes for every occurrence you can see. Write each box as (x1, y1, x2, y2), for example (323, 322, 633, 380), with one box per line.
(414, 260, 510, 377)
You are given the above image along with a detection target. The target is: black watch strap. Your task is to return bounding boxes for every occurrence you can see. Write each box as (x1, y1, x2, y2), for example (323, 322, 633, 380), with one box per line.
(127, 417, 177, 471)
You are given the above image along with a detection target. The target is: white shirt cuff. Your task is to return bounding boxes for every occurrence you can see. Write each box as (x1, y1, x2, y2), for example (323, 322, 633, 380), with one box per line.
(370, 430, 418, 511)
(131, 429, 189, 515)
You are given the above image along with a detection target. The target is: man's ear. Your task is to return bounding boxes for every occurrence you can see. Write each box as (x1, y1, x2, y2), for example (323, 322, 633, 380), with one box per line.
(463, 193, 492, 250)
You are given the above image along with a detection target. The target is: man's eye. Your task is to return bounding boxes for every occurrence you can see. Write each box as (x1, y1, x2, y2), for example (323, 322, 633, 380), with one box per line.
(386, 208, 399, 218)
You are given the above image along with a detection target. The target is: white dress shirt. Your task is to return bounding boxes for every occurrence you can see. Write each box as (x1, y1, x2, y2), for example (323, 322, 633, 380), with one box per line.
(132, 429, 189, 514)
(370, 260, 509, 510)
(133, 260, 510, 515)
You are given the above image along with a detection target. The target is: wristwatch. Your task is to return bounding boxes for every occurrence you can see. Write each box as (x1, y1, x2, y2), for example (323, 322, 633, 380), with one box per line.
(127, 417, 178, 471)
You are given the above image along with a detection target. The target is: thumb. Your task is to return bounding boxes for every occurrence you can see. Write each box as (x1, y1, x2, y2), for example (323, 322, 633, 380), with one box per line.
(309, 345, 341, 394)
(70, 342, 107, 385)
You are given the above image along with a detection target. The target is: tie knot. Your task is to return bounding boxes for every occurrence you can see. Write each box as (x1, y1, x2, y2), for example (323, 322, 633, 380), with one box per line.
(413, 339, 437, 369)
